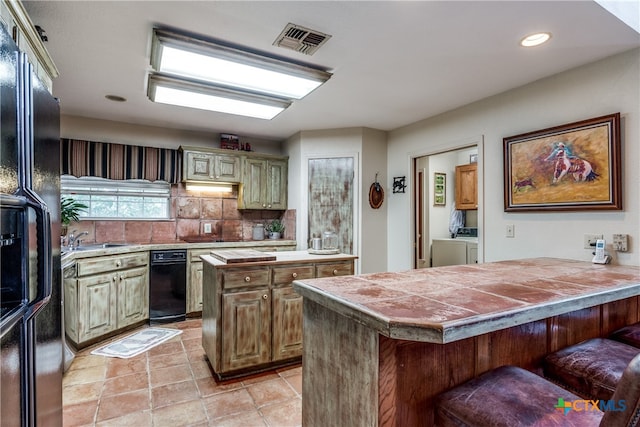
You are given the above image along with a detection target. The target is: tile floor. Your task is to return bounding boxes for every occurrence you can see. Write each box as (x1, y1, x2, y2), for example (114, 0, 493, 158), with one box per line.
(63, 319, 302, 426)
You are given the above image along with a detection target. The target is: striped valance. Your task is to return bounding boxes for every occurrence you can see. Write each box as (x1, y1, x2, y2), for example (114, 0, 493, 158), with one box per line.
(61, 139, 182, 184)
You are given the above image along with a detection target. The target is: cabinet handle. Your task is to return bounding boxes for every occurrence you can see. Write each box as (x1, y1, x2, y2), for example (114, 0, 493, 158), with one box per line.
(333, 269, 339, 275)
(262, 204, 266, 208)
(245, 276, 251, 282)
(115, 260, 122, 267)
(292, 272, 298, 278)
(262, 294, 268, 300)
(267, 205, 271, 209)
(119, 275, 124, 281)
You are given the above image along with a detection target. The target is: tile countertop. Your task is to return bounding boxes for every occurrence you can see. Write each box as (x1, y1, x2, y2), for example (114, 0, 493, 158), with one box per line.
(61, 239, 297, 262)
(201, 250, 358, 268)
(292, 257, 640, 344)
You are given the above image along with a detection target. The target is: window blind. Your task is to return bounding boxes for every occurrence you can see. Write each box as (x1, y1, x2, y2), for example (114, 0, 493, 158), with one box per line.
(61, 138, 182, 184)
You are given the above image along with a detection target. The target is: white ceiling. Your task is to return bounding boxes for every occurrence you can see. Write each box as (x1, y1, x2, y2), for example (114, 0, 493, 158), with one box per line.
(23, 1, 640, 144)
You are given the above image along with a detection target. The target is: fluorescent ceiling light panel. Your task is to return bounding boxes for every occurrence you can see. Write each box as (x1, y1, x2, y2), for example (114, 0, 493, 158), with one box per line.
(147, 74, 290, 120)
(151, 29, 331, 100)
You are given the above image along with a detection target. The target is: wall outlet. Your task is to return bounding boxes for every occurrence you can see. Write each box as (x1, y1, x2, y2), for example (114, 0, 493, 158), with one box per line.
(203, 223, 212, 234)
(506, 224, 515, 238)
(584, 234, 603, 249)
(613, 234, 628, 252)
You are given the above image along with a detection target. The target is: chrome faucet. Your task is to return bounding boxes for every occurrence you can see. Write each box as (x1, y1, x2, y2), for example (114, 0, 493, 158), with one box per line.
(67, 230, 89, 249)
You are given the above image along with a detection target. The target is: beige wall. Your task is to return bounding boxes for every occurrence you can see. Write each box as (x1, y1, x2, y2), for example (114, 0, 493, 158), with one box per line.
(285, 127, 388, 274)
(387, 48, 640, 270)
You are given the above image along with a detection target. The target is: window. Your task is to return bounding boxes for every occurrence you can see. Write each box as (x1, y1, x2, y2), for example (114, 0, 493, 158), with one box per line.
(61, 175, 171, 220)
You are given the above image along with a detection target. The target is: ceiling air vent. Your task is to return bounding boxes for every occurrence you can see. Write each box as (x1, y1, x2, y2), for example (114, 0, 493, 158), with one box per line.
(273, 23, 331, 56)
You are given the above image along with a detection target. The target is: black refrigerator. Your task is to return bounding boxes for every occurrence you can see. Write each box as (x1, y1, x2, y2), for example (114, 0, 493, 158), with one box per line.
(0, 24, 63, 426)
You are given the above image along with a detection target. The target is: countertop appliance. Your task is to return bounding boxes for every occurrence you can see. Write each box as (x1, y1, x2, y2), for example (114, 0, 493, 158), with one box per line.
(149, 250, 187, 323)
(1, 25, 63, 426)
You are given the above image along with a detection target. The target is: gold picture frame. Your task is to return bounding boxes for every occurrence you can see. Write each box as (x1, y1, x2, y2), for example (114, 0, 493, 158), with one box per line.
(504, 113, 621, 212)
(434, 172, 446, 206)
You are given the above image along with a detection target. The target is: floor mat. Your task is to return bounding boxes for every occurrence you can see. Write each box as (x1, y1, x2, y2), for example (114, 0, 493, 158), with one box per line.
(91, 327, 183, 359)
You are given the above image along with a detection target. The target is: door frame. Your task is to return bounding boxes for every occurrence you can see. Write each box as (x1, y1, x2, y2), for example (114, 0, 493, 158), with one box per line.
(301, 153, 360, 273)
(410, 136, 484, 268)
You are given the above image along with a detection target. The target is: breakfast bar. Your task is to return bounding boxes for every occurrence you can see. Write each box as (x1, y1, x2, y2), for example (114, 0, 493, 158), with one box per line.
(292, 258, 640, 426)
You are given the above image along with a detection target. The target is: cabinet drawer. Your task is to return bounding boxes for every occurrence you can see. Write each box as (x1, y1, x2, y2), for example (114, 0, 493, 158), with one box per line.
(77, 252, 148, 277)
(272, 265, 315, 284)
(222, 268, 270, 290)
(316, 261, 354, 278)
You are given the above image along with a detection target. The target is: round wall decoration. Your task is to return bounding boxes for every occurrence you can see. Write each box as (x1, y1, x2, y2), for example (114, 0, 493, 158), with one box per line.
(369, 182, 384, 209)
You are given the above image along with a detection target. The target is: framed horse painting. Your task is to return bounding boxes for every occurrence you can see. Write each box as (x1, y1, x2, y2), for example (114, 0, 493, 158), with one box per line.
(503, 113, 622, 212)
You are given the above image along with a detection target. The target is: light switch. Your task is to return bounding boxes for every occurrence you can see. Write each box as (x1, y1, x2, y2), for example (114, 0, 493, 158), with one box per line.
(613, 234, 628, 252)
(204, 223, 212, 234)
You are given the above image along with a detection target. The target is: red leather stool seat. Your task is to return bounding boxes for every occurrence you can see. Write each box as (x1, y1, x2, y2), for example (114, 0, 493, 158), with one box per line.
(435, 354, 640, 427)
(543, 338, 640, 400)
(435, 365, 603, 427)
(610, 321, 640, 348)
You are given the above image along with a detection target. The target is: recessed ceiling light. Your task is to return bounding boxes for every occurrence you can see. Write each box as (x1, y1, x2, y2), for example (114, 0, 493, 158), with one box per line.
(520, 32, 552, 47)
(105, 94, 127, 102)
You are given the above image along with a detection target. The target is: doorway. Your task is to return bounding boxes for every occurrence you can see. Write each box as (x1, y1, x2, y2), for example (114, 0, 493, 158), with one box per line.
(413, 144, 480, 268)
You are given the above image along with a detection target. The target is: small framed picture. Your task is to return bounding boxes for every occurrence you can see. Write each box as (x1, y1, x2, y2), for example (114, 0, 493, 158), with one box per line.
(434, 172, 446, 206)
(470, 154, 478, 163)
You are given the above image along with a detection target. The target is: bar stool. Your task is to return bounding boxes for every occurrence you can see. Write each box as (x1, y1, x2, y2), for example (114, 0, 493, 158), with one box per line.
(434, 354, 640, 427)
(543, 338, 640, 400)
(610, 321, 640, 348)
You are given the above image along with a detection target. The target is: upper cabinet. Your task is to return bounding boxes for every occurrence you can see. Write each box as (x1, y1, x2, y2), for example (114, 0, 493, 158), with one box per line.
(0, 0, 58, 93)
(180, 146, 288, 211)
(455, 163, 477, 210)
(238, 156, 288, 210)
(182, 148, 241, 183)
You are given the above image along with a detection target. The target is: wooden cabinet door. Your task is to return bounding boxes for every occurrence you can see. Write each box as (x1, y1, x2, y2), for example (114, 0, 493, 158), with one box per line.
(116, 266, 149, 328)
(188, 261, 204, 314)
(455, 164, 478, 210)
(63, 264, 78, 343)
(272, 286, 303, 361)
(184, 151, 216, 181)
(222, 289, 270, 371)
(241, 158, 268, 209)
(267, 159, 288, 210)
(77, 273, 117, 343)
(240, 157, 288, 210)
(215, 154, 241, 182)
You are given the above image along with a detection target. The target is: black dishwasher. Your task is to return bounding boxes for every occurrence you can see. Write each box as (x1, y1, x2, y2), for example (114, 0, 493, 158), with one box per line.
(149, 250, 187, 324)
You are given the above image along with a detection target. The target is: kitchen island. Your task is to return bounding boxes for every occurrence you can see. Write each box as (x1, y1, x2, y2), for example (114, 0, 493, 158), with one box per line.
(201, 250, 357, 379)
(292, 258, 640, 426)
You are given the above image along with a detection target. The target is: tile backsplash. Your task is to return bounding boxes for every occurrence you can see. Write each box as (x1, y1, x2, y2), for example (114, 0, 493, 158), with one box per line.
(66, 183, 295, 244)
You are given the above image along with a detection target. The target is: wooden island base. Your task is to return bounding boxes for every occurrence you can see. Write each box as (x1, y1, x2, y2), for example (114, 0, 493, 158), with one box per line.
(294, 259, 640, 426)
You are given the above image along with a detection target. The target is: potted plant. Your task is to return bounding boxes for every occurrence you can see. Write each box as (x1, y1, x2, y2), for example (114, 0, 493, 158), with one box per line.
(265, 219, 285, 239)
(60, 196, 88, 236)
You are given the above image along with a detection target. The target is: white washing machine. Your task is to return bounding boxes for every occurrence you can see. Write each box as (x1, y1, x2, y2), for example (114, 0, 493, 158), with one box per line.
(432, 238, 478, 267)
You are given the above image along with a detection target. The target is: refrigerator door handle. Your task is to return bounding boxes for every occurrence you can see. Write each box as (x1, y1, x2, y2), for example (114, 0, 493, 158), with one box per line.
(23, 190, 52, 319)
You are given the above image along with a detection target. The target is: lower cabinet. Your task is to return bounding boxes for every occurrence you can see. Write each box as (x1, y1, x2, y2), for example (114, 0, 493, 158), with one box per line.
(65, 252, 149, 348)
(187, 249, 209, 314)
(202, 254, 356, 379)
(221, 290, 271, 371)
(187, 243, 296, 315)
(272, 286, 304, 362)
(76, 272, 118, 343)
(116, 266, 149, 327)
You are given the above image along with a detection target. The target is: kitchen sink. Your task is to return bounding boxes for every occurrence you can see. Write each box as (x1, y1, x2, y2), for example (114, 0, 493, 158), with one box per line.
(64, 243, 130, 252)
